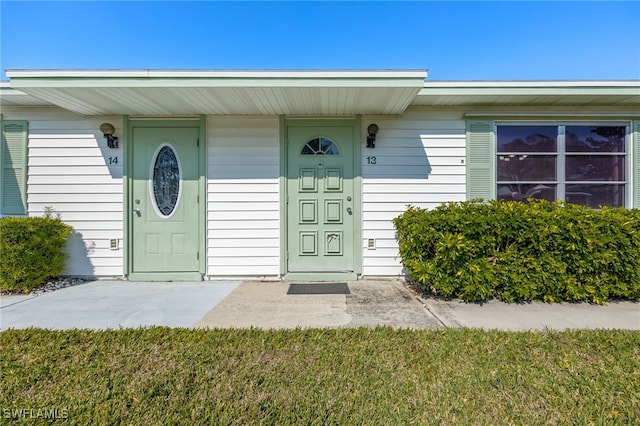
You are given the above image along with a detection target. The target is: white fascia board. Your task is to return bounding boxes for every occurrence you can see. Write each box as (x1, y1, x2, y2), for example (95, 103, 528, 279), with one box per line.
(6, 70, 152, 78)
(416, 82, 640, 98)
(149, 70, 428, 79)
(6, 70, 428, 90)
(9, 78, 427, 91)
(423, 80, 640, 88)
(6, 69, 427, 79)
(419, 81, 640, 95)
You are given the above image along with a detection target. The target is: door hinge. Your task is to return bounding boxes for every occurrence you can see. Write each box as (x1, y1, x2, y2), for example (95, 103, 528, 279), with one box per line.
(197, 138, 200, 147)
(197, 251, 200, 260)
(197, 195, 199, 204)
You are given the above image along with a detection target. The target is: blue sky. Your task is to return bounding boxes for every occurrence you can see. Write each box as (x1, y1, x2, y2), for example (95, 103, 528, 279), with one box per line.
(1, 1, 639, 81)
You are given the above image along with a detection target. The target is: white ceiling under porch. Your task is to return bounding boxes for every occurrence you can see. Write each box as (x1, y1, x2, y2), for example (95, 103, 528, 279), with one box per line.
(3, 70, 428, 116)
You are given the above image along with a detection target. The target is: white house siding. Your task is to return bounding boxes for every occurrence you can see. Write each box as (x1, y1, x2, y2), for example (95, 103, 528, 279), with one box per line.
(206, 116, 280, 278)
(361, 108, 467, 276)
(2, 108, 124, 276)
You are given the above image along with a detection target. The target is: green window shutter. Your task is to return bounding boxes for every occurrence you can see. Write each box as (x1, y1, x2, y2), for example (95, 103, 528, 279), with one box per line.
(466, 120, 495, 201)
(634, 120, 640, 208)
(1, 121, 28, 215)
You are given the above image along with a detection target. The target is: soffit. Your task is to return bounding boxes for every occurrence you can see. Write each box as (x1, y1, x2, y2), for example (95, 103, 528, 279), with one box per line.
(412, 81, 640, 107)
(0, 83, 51, 107)
(5, 70, 427, 116)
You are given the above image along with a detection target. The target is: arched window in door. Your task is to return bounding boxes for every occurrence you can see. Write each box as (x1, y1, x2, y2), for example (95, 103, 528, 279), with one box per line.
(301, 138, 340, 155)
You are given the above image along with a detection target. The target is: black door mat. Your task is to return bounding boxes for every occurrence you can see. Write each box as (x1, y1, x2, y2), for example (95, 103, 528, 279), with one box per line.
(287, 282, 351, 295)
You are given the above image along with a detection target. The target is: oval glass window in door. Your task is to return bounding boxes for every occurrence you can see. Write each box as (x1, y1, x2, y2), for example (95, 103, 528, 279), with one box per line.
(152, 145, 181, 217)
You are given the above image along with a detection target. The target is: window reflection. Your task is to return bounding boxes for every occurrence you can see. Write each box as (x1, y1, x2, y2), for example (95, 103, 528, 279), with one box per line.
(566, 156, 625, 181)
(566, 126, 625, 153)
(497, 184, 556, 202)
(496, 125, 626, 208)
(497, 126, 557, 152)
(301, 138, 340, 155)
(497, 155, 556, 181)
(153, 146, 180, 216)
(566, 184, 625, 208)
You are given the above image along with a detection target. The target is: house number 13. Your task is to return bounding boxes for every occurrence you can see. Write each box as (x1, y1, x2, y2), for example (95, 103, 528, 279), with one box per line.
(366, 156, 377, 165)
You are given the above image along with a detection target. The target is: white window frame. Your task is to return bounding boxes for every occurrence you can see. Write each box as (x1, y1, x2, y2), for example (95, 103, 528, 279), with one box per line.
(495, 121, 631, 208)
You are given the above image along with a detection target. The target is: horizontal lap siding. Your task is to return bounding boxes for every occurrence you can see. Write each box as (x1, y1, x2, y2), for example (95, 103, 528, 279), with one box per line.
(361, 109, 466, 276)
(207, 117, 280, 278)
(2, 110, 124, 276)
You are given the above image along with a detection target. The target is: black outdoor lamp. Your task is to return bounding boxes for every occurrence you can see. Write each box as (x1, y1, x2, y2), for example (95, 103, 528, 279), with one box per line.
(366, 123, 379, 148)
(100, 123, 119, 149)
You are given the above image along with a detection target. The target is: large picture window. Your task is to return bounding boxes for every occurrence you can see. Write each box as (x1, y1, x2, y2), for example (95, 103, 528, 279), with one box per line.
(496, 124, 628, 208)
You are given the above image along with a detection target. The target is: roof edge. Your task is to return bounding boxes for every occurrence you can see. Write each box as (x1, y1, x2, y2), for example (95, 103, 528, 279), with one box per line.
(423, 80, 640, 88)
(6, 69, 428, 79)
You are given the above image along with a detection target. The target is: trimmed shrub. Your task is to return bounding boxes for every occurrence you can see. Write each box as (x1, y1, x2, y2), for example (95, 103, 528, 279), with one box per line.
(393, 199, 640, 304)
(0, 212, 73, 293)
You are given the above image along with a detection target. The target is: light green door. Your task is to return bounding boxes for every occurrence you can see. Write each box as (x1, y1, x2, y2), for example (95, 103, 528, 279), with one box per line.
(130, 127, 201, 280)
(287, 125, 355, 275)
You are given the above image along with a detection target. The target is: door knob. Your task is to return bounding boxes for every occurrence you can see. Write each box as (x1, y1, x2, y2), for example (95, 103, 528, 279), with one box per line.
(347, 207, 353, 215)
(133, 208, 141, 216)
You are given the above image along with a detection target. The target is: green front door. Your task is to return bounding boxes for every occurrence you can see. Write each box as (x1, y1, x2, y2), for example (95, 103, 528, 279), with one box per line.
(287, 125, 356, 277)
(130, 127, 201, 280)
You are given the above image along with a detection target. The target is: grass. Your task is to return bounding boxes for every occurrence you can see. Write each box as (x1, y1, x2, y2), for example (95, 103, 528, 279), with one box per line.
(2, 327, 639, 424)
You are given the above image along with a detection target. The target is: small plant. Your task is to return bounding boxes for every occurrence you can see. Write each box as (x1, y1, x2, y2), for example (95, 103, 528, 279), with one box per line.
(393, 199, 640, 303)
(0, 208, 73, 293)
(43, 205, 61, 219)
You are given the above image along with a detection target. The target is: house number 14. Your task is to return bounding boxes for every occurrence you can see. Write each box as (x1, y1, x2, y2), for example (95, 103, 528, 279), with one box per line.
(108, 156, 119, 165)
(366, 156, 377, 165)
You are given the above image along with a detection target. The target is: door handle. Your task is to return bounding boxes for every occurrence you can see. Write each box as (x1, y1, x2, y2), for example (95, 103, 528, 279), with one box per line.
(133, 208, 141, 216)
(347, 207, 352, 215)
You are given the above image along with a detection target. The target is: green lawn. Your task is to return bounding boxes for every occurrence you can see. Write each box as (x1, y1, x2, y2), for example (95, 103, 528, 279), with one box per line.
(2, 327, 639, 424)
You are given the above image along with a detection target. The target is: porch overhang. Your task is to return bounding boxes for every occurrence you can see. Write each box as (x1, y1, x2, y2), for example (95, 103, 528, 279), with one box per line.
(0, 82, 49, 107)
(412, 81, 640, 107)
(4, 70, 428, 116)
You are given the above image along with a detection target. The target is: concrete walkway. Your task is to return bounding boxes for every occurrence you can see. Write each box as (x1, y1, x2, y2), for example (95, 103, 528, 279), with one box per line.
(1, 279, 638, 331)
(194, 280, 441, 329)
(423, 297, 640, 331)
(1, 281, 240, 330)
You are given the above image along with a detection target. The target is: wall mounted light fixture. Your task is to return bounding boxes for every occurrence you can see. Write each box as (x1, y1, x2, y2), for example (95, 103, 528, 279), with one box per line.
(366, 123, 379, 148)
(100, 123, 119, 149)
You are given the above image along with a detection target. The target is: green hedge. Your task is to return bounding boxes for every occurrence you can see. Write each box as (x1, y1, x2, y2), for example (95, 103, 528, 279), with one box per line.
(393, 200, 640, 304)
(0, 214, 73, 293)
